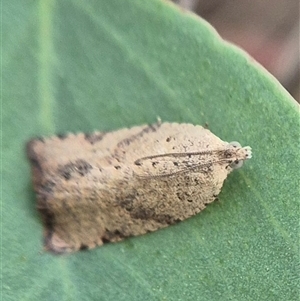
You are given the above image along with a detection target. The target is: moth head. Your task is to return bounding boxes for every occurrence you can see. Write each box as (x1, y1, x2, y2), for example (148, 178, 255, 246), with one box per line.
(228, 141, 252, 169)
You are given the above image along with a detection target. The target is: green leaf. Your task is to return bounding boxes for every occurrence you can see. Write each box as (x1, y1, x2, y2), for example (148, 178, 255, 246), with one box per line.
(3, 0, 299, 300)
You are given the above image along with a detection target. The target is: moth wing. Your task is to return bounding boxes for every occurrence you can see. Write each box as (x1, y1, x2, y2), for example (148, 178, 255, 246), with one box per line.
(133, 152, 211, 178)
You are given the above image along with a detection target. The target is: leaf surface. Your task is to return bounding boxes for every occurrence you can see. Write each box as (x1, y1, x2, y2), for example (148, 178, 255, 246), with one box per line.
(3, 0, 299, 300)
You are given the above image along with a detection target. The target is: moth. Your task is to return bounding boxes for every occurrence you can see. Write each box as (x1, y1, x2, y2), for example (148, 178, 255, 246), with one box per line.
(27, 122, 252, 253)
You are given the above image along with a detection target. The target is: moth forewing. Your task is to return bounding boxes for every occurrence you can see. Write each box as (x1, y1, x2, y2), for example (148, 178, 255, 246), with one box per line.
(132, 146, 250, 178)
(133, 151, 215, 178)
(27, 122, 252, 253)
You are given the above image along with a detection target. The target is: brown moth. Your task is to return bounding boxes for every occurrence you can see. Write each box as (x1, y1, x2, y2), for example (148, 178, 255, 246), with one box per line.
(27, 122, 252, 253)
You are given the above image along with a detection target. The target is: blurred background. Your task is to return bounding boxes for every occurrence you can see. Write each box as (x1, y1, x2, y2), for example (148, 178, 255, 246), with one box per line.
(173, 0, 299, 102)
